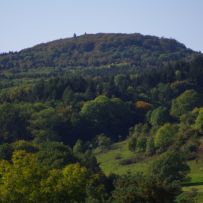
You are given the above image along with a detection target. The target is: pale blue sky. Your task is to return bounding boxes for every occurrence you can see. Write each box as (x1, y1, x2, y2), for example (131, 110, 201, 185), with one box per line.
(0, 0, 203, 53)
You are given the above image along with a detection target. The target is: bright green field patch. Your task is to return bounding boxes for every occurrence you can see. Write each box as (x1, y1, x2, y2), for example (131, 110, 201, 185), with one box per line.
(96, 140, 203, 180)
(188, 160, 203, 184)
(96, 140, 203, 202)
(95, 140, 155, 175)
(183, 185, 203, 203)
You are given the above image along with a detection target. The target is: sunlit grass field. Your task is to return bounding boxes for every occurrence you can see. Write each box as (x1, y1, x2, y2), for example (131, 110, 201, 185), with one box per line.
(96, 140, 152, 175)
(95, 140, 203, 202)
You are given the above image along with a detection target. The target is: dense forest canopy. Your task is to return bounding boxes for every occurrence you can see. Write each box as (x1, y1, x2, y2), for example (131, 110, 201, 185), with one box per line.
(0, 33, 202, 202)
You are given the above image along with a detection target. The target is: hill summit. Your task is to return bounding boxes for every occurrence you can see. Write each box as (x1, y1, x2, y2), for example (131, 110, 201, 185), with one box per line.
(0, 33, 195, 70)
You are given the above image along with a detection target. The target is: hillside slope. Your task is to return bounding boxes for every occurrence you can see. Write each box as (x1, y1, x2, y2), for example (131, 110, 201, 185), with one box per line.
(0, 33, 202, 202)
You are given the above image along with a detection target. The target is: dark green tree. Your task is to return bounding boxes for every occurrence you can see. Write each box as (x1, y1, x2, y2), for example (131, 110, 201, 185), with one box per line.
(150, 151, 190, 184)
(149, 107, 170, 126)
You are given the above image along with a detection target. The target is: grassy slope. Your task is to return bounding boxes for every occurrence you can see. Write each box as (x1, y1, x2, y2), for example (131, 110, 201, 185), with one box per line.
(95, 140, 203, 202)
(95, 140, 152, 175)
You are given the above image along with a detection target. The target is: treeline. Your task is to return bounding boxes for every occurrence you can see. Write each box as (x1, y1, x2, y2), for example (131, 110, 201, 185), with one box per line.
(0, 56, 202, 146)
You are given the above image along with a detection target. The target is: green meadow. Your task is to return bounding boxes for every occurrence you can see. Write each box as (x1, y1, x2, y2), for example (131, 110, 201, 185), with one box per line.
(96, 140, 203, 202)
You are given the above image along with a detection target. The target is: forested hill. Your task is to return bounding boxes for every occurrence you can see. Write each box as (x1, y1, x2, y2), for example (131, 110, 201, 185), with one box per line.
(0, 33, 202, 202)
(0, 33, 197, 70)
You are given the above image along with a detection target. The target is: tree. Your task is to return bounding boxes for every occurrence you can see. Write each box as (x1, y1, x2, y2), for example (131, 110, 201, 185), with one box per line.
(0, 143, 12, 161)
(128, 136, 137, 152)
(73, 139, 86, 154)
(29, 107, 64, 143)
(0, 150, 45, 202)
(150, 83, 173, 106)
(170, 90, 200, 119)
(96, 134, 112, 151)
(149, 107, 170, 126)
(189, 55, 203, 86)
(62, 87, 74, 104)
(76, 150, 100, 173)
(0, 103, 30, 143)
(135, 100, 152, 122)
(154, 123, 178, 152)
(37, 141, 75, 169)
(85, 173, 110, 203)
(112, 173, 145, 203)
(195, 108, 203, 134)
(41, 163, 88, 203)
(128, 124, 149, 152)
(112, 172, 182, 203)
(150, 151, 190, 184)
(0, 150, 97, 203)
(114, 74, 128, 93)
(136, 136, 147, 152)
(80, 95, 133, 140)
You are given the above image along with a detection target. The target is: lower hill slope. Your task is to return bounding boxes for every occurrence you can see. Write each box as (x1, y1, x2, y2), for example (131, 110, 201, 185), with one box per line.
(95, 139, 203, 202)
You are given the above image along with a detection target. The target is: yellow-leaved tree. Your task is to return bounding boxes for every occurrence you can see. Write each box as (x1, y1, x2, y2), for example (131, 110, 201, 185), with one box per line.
(0, 150, 89, 203)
